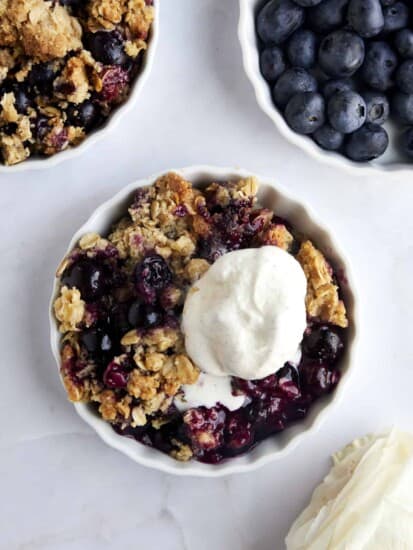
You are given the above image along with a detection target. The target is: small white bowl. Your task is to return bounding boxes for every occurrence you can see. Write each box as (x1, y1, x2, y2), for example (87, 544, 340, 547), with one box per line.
(49, 166, 358, 477)
(0, 2, 159, 173)
(238, 0, 412, 176)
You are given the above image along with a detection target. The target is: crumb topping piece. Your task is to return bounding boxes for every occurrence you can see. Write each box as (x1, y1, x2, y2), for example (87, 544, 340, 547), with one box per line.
(297, 240, 348, 328)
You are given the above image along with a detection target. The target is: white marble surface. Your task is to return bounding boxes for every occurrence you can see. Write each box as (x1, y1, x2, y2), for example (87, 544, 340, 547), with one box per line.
(1, 1, 413, 549)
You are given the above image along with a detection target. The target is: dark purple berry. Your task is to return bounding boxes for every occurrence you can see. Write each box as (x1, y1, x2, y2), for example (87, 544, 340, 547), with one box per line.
(103, 361, 128, 388)
(127, 299, 146, 327)
(28, 62, 55, 95)
(303, 325, 343, 363)
(143, 305, 163, 328)
(62, 259, 107, 301)
(135, 254, 172, 302)
(85, 31, 128, 65)
(301, 363, 340, 396)
(66, 101, 100, 131)
(225, 410, 254, 450)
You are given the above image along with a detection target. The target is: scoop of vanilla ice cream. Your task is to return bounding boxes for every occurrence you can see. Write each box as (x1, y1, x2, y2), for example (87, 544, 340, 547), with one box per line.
(286, 429, 413, 550)
(182, 246, 307, 380)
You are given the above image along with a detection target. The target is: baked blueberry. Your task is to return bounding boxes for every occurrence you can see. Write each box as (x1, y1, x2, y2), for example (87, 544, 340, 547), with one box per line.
(345, 123, 389, 160)
(392, 92, 413, 124)
(322, 78, 355, 100)
(66, 101, 100, 131)
(400, 126, 413, 158)
(318, 30, 365, 78)
(396, 60, 413, 94)
(62, 259, 108, 302)
(327, 90, 366, 133)
(84, 30, 128, 66)
(284, 92, 325, 134)
(363, 91, 389, 124)
(28, 62, 56, 95)
(313, 124, 344, 150)
(260, 47, 286, 82)
(382, 2, 409, 33)
(347, 0, 384, 38)
(127, 299, 146, 327)
(135, 253, 172, 303)
(10, 84, 31, 114)
(256, 0, 305, 45)
(394, 29, 413, 59)
(307, 0, 350, 34)
(273, 67, 318, 108)
(303, 325, 343, 363)
(360, 41, 398, 91)
(287, 30, 317, 69)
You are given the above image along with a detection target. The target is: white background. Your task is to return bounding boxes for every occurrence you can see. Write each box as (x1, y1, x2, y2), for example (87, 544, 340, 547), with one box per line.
(2, 1, 413, 549)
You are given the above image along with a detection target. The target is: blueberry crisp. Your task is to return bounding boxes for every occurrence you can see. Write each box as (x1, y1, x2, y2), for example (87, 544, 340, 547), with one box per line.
(0, 0, 154, 165)
(53, 173, 349, 464)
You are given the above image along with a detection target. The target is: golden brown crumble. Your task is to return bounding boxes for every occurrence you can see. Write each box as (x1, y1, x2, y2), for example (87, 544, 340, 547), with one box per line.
(54, 286, 86, 332)
(3, 0, 82, 62)
(297, 240, 348, 328)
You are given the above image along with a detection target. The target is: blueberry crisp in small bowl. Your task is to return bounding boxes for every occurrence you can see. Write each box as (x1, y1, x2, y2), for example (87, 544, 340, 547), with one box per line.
(0, 0, 157, 168)
(50, 167, 356, 475)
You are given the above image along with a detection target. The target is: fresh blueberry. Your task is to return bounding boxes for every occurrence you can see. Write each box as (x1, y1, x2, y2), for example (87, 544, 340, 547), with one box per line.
(400, 126, 413, 158)
(66, 101, 100, 131)
(345, 123, 389, 160)
(394, 29, 413, 59)
(307, 0, 350, 34)
(382, 2, 409, 33)
(260, 47, 286, 81)
(285, 92, 325, 134)
(322, 78, 355, 100)
(396, 60, 413, 94)
(327, 90, 366, 133)
(303, 325, 344, 363)
(318, 30, 365, 78)
(363, 91, 389, 124)
(62, 259, 107, 301)
(360, 41, 398, 91)
(313, 124, 344, 150)
(84, 31, 127, 65)
(392, 92, 413, 123)
(272, 67, 318, 108)
(347, 0, 384, 38)
(287, 30, 317, 69)
(256, 0, 305, 45)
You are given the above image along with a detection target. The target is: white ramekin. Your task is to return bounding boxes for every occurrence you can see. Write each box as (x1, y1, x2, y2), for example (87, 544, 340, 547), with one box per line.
(238, 0, 411, 176)
(49, 166, 358, 477)
(0, 2, 159, 174)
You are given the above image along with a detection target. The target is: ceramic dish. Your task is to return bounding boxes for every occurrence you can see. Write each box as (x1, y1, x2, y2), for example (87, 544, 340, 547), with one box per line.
(49, 165, 358, 476)
(238, 0, 412, 175)
(0, 1, 159, 174)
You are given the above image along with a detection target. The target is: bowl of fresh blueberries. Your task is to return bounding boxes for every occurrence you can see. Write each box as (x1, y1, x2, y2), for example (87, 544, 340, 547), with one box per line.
(239, 0, 413, 172)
